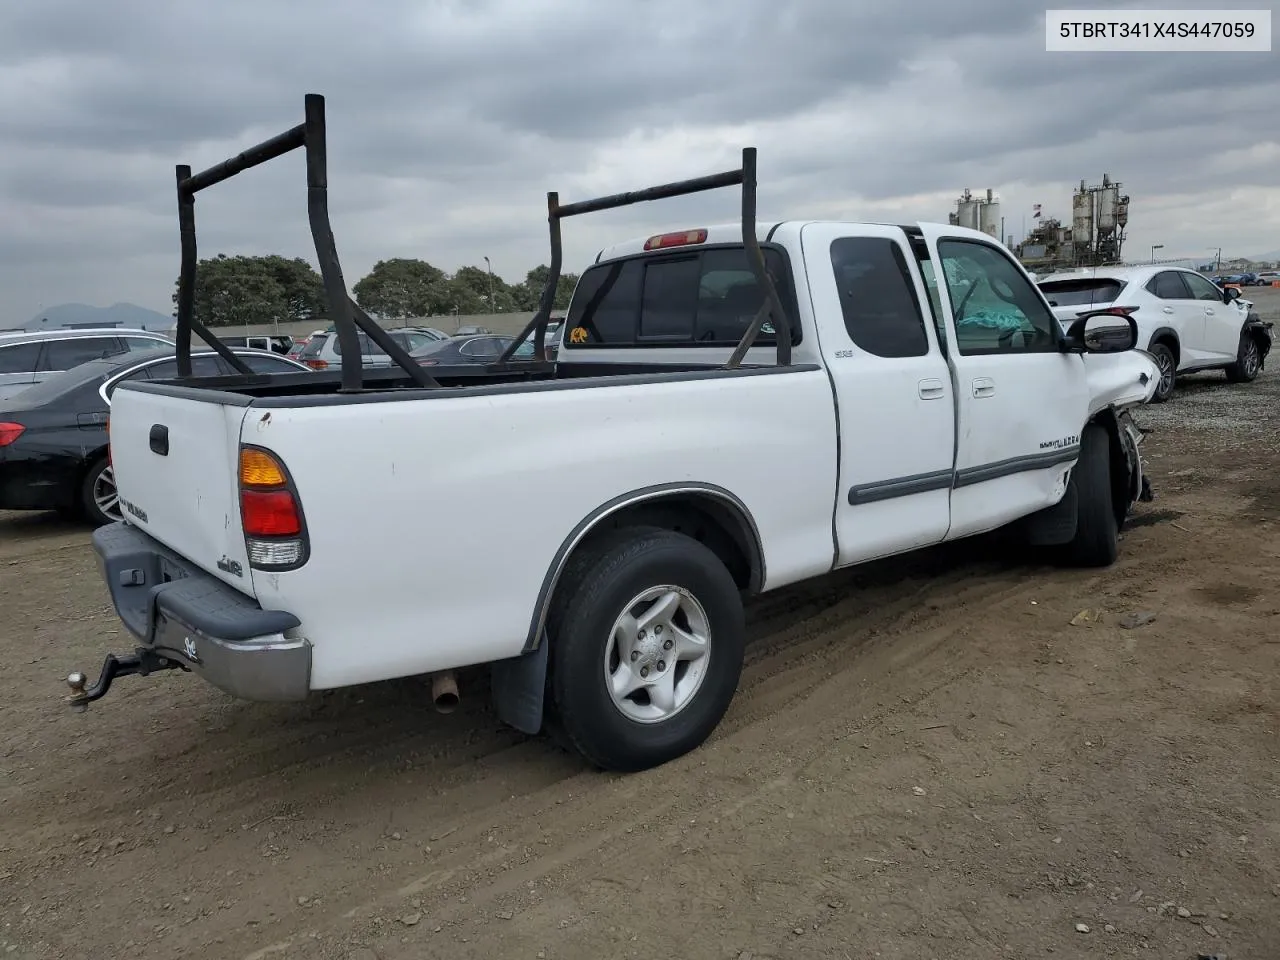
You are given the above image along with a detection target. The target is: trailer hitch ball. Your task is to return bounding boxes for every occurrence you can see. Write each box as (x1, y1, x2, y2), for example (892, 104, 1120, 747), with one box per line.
(66, 672, 89, 713)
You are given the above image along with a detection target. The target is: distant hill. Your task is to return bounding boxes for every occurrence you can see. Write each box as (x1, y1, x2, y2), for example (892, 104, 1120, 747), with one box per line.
(18, 302, 172, 332)
(1245, 250, 1280, 263)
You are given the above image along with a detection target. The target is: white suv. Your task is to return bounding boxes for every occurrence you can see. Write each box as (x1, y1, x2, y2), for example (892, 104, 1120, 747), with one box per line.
(1038, 266, 1271, 402)
(0, 328, 172, 400)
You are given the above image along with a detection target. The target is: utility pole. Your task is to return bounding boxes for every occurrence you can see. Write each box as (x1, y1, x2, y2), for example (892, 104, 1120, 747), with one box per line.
(1209, 247, 1222, 271)
(483, 256, 496, 312)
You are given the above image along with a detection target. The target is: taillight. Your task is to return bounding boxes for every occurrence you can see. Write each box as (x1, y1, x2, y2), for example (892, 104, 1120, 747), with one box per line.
(0, 422, 24, 447)
(238, 446, 308, 569)
(305, 359, 328, 370)
(417, 358, 439, 366)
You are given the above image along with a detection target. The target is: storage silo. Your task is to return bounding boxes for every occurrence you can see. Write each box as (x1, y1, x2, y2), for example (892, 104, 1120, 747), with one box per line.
(979, 189, 1001, 239)
(1072, 183, 1094, 245)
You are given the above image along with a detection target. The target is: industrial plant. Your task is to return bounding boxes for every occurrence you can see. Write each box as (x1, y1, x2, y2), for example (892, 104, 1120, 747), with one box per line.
(947, 188, 1002, 240)
(947, 176, 1130, 273)
(1015, 175, 1130, 272)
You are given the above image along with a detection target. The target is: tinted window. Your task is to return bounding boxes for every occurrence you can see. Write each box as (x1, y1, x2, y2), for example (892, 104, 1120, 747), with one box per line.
(640, 257, 701, 340)
(459, 337, 504, 359)
(237, 353, 302, 373)
(43, 337, 124, 370)
(829, 237, 930, 358)
(937, 240, 1058, 355)
(565, 246, 798, 348)
(136, 355, 223, 380)
(0, 341, 42, 374)
(1146, 271, 1189, 300)
(565, 259, 644, 345)
(694, 248, 791, 343)
(299, 335, 327, 358)
(1183, 272, 1225, 302)
(123, 336, 169, 353)
(1039, 278, 1126, 307)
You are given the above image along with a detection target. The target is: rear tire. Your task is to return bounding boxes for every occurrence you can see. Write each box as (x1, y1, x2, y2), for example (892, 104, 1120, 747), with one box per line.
(1058, 424, 1118, 568)
(1148, 342, 1176, 403)
(1225, 331, 1262, 383)
(80, 458, 121, 527)
(547, 527, 745, 772)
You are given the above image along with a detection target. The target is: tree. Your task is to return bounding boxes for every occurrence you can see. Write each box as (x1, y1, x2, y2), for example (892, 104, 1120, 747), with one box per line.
(353, 258, 451, 319)
(258, 255, 327, 321)
(171, 254, 290, 328)
(517, 266, 580, 312)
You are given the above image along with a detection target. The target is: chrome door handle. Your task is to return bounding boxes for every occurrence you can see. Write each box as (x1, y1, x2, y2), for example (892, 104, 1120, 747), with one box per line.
(918, 378, 945, 400)
(972, 377, 995, 398)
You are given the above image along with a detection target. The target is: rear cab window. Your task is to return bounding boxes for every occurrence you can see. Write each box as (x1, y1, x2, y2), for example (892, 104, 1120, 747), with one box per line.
(563, 245, 801, 349)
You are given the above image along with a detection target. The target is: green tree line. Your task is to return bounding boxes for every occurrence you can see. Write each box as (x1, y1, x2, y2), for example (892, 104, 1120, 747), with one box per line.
(171, 254, 580, 327)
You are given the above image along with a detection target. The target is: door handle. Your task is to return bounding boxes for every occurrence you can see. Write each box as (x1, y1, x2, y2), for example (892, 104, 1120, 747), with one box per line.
(1162, 306, 1174, 314)
(918, 378, 945, 400)
(972, 377, 995, 398)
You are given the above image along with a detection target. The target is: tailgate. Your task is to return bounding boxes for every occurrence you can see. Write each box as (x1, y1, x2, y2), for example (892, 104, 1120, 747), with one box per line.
(108, 384, 256, 597)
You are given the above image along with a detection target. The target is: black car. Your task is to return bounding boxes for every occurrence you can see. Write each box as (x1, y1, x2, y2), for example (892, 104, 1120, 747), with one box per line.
(0, 348, 308, 525)
(410, 334, 536, 365)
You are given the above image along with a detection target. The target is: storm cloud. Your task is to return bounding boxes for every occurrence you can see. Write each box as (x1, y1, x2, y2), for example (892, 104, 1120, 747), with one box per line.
(1, 0, 1276, 323)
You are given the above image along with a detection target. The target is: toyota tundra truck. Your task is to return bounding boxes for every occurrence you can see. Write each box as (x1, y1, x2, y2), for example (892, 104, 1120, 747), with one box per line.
(65, 95, 1159, 773)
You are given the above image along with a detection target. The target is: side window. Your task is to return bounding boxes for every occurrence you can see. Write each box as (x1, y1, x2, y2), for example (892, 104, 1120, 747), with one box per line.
(1182, 272, 1226, 302)
(1147, 271, 1190, 300)
(42, 337, 124, 371)
(459, 337, 502, 359)
(0, 342, 43, 374)
(829, 237, 931, 358)
(936, 240, 1058, 355)
(237, 353, 302, 373)
(123, 336, 167, 353)
(138, 355, 223, 380)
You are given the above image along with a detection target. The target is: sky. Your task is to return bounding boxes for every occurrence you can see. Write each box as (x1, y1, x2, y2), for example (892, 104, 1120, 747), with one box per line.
(1, 0, 1277, 325)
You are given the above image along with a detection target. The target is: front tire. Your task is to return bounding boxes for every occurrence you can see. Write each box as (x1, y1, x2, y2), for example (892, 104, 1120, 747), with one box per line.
(1147, 342, 1176, 403)
(547, 527, 745, 772)
(1225, 332, 1262, 384)
(80, 458, 122, 527)
(1059, 424, 1118, 568)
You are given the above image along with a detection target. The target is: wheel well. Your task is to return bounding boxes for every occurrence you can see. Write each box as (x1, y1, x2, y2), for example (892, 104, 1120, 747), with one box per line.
(1148, 330, 1179, 365)
(575, 494, 762, 594)
(1090, 411, 1132, 525)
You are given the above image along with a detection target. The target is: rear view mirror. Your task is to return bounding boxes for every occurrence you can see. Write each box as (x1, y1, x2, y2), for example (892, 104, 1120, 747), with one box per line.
(1064, 309, 1138, 354)
(1224, 286, 1241, 302)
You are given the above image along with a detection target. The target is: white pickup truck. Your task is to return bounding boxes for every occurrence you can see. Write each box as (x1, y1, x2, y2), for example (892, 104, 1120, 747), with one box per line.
(67, 95, 1159, 772)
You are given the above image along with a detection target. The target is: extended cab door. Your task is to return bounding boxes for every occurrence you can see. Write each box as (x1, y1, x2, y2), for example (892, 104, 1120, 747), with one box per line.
(800, 224, 955, 565)
(916, 225, 1090, 540)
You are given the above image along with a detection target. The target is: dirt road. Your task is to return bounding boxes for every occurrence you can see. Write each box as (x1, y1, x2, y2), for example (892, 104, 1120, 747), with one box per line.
(3, 295, 1278, 960)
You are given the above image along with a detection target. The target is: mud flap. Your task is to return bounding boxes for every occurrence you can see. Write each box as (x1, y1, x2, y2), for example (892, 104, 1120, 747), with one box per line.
(1021, 482, 1078, 546)
(490, 634, 548, 736)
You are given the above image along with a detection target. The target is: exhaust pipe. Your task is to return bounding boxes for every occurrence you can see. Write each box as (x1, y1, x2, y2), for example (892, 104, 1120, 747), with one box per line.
(431, 671, 459, 714)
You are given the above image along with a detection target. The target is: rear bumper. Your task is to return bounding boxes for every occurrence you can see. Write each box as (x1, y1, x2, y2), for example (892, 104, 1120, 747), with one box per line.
(92, 522, 311, 701)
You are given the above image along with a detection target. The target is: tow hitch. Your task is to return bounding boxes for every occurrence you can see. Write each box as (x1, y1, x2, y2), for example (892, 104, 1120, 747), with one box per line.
(64, 648, 186, 713)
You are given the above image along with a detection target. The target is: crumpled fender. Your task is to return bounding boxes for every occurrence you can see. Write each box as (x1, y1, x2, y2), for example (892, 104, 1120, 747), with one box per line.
(1082, 349, 1160, 417)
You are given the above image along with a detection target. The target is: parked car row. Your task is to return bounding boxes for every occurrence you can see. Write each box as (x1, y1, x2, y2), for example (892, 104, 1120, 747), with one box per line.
(1037, 265, 1273, 402)
(0, 346, 309, 525)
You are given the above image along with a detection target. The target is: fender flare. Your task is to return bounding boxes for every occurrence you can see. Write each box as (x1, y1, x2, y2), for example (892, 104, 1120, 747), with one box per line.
(490, 482, 765, 738)
(522, 481, 765, 655)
